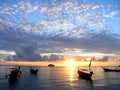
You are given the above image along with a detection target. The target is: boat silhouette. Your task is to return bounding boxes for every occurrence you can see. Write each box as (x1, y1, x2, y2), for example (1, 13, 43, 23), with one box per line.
(102, 66, 120, 72)
(78, 59, 93, 79)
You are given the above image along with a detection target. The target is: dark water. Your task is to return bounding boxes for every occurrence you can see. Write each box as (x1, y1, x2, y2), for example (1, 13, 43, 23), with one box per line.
(0, 66, 120, 90)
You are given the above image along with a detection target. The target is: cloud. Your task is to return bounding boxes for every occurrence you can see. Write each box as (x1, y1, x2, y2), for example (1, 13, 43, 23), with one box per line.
(100, 56, 109, 62)
(90, 57, 96, 61)
(0, 0, 120, 61)
(8, 42, 43, 61)
(90, 56, 109, 62)
(49, 54, 62, 61)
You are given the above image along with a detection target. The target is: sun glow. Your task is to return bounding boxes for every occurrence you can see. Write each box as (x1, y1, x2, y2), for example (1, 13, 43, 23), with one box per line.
(67, 59, 75, 67)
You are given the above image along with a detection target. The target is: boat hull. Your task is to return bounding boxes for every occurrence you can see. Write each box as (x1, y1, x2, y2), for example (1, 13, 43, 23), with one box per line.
(103, 68, 120, 72)
(78, 70, 93, 79)
(8, 70, 21, 80)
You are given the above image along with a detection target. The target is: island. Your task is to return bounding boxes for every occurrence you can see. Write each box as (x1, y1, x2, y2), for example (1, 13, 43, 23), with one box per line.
(48, 64, 55, 67)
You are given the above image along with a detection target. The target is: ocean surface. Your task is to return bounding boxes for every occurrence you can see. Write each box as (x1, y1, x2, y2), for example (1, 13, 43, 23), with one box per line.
(0, 66, 120, 90)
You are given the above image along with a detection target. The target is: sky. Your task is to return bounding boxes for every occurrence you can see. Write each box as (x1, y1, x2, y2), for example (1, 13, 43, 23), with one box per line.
(0, 0, 120, 66)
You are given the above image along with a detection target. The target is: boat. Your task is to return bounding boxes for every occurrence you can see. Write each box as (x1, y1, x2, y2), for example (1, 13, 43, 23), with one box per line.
(78, 59, 93, 79)
(48, 64, 55, 67)
(77, 68, 93, 79)
(102, 67, 120, 72)
(30, 67, 39, 75)
(7, 66, 22, 80)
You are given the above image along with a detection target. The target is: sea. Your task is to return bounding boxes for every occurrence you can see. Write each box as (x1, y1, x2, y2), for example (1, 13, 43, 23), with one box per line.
(0, 66, 120, 90)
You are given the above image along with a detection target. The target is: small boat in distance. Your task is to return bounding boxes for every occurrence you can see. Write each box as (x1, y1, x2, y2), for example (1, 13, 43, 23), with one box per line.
(48, 64, 55, 67)
(102, 66, 120, 72)
(30, 67, 39, 75)
(78, 59, 93, 80)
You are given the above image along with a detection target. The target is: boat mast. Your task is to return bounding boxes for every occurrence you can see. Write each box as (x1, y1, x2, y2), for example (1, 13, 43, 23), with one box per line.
(89, 58, 92, 71)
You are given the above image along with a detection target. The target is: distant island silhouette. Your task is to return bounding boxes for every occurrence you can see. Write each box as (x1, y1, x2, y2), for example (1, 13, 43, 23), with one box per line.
(48, 64, 55, 67)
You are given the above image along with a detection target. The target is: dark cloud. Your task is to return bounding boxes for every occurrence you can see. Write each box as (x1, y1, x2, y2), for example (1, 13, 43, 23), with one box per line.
(90, 56, 109, 62)
(49, 54, 62, 61)
(90, 57, 96, 61)
(100, 56, 109, 62)
(13, 42, 42, 61)
(79, 32, 120, 54)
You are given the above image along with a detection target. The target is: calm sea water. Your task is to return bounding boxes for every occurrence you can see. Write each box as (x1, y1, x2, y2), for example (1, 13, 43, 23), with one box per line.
(0, 66, 120, 90)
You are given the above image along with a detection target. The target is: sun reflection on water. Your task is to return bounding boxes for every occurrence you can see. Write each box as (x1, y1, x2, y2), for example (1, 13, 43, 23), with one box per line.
(69, 66, 74, 81)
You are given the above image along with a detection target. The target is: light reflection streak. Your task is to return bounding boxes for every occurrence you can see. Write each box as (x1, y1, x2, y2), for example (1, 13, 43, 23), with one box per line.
(69, 66, 74, 81)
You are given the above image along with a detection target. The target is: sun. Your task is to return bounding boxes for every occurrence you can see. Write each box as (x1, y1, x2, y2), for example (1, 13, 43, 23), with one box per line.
(67, 60, 75, 67)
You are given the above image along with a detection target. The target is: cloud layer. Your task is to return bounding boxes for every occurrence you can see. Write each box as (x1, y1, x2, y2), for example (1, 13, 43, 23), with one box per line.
(0, 0, 120, 61)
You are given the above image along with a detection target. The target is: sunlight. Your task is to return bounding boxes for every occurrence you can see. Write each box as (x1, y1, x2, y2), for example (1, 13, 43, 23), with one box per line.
(67, 60, 75, 67)
(64, 59, 75, 81)
(69, 65, 74, 81)
(65, 59, 75, 81)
